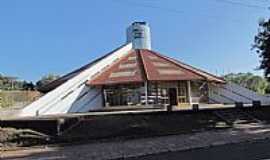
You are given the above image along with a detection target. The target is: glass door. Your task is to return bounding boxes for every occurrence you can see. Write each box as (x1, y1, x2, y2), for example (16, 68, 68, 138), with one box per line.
(178, 81, 188, 104)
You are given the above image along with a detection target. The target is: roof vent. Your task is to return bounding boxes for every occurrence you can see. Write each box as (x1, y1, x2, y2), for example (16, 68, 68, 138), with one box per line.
(126, 21, 151, 50)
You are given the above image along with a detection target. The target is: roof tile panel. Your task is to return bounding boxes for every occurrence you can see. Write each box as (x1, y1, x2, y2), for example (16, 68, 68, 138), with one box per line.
(88, 51, 144, 85)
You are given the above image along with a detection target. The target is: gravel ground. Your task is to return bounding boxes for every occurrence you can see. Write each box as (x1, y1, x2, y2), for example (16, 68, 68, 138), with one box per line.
(2, 122, 270, 160)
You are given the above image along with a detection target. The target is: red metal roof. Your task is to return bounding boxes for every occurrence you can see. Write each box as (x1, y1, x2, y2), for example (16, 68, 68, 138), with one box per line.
(139, 50, 205, 81)
(88, 49, 225, 86)
(87, 49, 225, 85)
(89, 50, 145, 85)
(160, 53, 226, 83)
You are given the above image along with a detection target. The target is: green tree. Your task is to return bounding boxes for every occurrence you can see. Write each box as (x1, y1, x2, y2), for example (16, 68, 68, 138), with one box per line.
(22, 81, 35, 91)
(253, 19, 270, 80)
(0, 73, 35, 91)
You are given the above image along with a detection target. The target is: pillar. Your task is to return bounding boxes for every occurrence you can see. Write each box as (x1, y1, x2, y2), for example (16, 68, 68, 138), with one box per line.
(145, 81, 148, 105)
(103, 87, 107, 107)
(187, 81, 192, 104)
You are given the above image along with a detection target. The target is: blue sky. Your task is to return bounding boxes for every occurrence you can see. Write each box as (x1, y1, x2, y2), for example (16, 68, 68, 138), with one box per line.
(0, 0, 269, 82)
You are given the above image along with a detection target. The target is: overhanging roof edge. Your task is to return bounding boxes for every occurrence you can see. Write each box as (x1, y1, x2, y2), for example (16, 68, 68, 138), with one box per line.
(38, 43, 132, 93)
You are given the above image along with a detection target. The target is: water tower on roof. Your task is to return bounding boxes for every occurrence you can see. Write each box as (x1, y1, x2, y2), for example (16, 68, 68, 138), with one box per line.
(126, 22, 151, 50)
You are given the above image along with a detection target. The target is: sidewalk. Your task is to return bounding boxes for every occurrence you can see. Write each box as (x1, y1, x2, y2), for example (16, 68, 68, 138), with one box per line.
(2, 122, 270, 160)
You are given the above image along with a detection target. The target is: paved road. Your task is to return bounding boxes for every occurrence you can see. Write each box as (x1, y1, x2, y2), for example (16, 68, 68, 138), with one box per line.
(124, 139, 270, 160)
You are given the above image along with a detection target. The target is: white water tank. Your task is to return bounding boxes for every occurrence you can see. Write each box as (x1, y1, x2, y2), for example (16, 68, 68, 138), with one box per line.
(127, 22, 151, 50)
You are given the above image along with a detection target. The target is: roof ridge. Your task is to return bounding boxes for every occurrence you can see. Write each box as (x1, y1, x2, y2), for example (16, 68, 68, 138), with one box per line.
(136, 49, 148, 81)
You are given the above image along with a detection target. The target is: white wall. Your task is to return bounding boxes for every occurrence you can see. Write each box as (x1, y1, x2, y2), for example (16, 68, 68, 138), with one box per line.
(20, 43, 132, 117)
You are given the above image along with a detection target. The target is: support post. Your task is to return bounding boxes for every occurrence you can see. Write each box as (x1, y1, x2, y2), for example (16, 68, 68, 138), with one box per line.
(102, 87, 107, 107)
(252, 101, 261, 108)
(235, 102, 244, 108)
(187, 81, 192, 104)
(155, 82, 158, 105)
(145, 81, 148, 105)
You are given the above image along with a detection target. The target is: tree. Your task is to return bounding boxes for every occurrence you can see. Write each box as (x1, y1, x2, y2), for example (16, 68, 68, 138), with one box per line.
(224, 73, 269, 94)
(22, 81, 35, 91)
(36, 74, 60, 89)
(0, 75, 19, 90)
(253, 19, 270, 81)
(0, 73, 36, 91)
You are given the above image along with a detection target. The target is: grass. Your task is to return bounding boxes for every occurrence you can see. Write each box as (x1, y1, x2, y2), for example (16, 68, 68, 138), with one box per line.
(0, 91, 40, 108)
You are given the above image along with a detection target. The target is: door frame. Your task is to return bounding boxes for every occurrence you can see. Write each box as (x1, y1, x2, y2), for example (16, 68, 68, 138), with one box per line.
(168, 88, 178, 106)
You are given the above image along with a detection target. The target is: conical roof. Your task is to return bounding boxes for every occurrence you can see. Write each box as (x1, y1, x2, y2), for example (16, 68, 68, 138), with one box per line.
(88, 49, 225, 85)
(39, 46, 225, 93)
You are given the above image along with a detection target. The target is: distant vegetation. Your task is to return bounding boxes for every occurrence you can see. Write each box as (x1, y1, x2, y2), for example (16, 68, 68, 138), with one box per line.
(0, 74, 34, 91)
(0, 73, 59, 91)
(224, 73, 270, 95)
(0, 73, 58, 108)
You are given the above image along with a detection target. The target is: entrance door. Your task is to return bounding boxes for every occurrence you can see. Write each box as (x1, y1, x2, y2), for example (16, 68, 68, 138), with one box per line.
(178, 82, 188, 104)
(168, 88, 178, 106)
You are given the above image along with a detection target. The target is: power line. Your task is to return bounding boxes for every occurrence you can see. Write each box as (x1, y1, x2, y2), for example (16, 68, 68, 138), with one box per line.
(112, 0, 257, 24)
(214, 0, 269, 10)
(114, 0, 185, 15)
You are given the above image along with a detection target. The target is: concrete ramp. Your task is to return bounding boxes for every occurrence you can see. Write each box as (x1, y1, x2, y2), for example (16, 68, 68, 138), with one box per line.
(20, 44, 132, 117)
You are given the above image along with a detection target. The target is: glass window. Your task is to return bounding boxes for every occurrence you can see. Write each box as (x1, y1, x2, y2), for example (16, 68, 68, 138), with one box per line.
(104, 84, 144, 107)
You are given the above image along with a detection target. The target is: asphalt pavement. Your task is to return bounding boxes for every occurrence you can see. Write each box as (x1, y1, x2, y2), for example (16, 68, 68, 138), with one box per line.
(123, 139, 270, 160)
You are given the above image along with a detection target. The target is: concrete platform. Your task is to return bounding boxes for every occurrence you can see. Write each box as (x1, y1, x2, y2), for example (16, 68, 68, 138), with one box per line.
(0, 103, 251, 121)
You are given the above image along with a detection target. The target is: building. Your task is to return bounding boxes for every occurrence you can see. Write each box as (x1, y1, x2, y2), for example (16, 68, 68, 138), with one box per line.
(20, 22, 270, 117)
